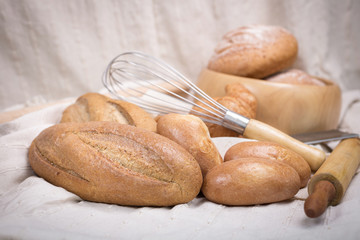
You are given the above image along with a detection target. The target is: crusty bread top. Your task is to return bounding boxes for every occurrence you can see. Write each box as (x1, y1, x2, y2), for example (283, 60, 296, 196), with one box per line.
(202, 157, 300, 205)
(266, 69, 326, 86)
(61, 93, 157, 132)
(225, 83, 257, 115)
(192, 82, 257, 138)
(29, 121, 203, 206)
(157, 113, 223, 176)
(224, 141, 311, 187)
(208, 25, 298, 79)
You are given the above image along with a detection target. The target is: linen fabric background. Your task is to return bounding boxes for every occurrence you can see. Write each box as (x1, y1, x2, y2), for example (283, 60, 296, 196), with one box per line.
(1, 1, 360, 239)
(1, 0, 359, 112)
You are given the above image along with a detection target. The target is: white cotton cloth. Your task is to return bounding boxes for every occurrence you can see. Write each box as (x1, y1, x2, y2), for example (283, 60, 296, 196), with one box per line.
(0, 91, 359, 240)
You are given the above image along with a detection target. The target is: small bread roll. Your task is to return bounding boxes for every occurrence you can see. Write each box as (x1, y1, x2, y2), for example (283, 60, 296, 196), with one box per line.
(61, 93, 157, 132)
(29, 121, 203, 207)
(266, 69, 326, 86)
(207, 96, 253, 137)
(192, 83, 257, 137)
(202, 158, 301, 205)
(225, 83, 257, 114)
(157, 113, 223, 177)
(208, 25, 298, 79)
(224, 141, 311, 187)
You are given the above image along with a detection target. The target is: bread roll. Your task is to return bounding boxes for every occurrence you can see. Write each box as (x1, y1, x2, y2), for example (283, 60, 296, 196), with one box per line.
(224, 141, 310, 187)
(61, 93, 157, 132)
(192, 83, 257, 137)
(210, 96, 254, 137)
(28, 121, 203, 207)
(225, 83, 257, 114)
(157, 113, 223, 177)
(208, 25, 298, 79)
(202, 158, 301, 205)
(266, 69, 326, 86)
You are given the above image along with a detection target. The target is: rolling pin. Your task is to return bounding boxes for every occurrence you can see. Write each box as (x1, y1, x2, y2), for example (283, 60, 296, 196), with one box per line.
(304, 138, 360, 218)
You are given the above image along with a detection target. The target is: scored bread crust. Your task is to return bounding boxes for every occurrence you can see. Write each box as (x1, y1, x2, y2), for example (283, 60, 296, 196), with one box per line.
(266, 69, 326, 86)
(208, 25, 298, 79)
(224, 141, 311, 187)
(28, 121, 203, 206)
(61, 93, 157, 132)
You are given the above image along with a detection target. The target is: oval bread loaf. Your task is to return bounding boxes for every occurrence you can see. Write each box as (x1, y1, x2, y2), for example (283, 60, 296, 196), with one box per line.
(157, 113, 223, 177)
(208, 25, 298, 79)
(202, 158, 301, 205)
(224, 141, 311, 187)
(61, 92, 157, 132)
(28, 121, 203, 206)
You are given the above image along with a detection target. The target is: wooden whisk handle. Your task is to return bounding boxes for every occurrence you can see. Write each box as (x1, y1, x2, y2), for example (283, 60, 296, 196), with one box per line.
(243, 119, 326, 171)
(304, 180, 336, 218)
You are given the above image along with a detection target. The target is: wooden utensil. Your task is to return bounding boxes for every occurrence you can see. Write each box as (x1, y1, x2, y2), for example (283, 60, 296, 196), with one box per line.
(304, 138, 360, 218)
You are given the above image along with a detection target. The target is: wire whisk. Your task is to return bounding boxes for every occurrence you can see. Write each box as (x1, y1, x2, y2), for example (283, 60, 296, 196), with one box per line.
(102, 51, 249, 133)
(102, 51, 326, 171)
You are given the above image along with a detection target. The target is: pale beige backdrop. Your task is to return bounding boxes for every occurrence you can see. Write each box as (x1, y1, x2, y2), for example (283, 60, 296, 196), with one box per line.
(1, 0, 359, 112)
(1, 1, 360, 239)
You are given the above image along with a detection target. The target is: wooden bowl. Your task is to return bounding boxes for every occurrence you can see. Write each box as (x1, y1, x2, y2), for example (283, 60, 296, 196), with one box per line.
(197, 69, 341, 135)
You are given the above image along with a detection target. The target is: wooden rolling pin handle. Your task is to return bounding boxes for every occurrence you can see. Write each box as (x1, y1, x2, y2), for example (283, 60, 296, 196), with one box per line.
(304, 180, 336, 218)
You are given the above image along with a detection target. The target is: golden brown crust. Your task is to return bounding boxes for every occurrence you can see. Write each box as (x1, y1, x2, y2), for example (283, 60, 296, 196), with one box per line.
(225, 83, 257, 114)
(209, 96, 253, 137)
(202, 158, 300, 205)
(266, 69, 326, 86)
(207, 25, 298, 79)
(224, 141, 311, 187)
(61, 93, 157, 132)
(28, 121, 203, 206)
(157, 113, 223, 177)
(193, 82, 257, 137)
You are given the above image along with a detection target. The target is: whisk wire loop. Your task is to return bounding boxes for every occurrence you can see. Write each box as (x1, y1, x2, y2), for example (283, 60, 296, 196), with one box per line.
(108, 58, 224, 120)
(102, 51, 247, 130)
(101, 51, 327, 168)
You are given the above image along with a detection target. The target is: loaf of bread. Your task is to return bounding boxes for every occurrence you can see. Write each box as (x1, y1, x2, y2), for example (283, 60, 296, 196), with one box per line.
(61, 93, 157, 132)
(202, 158, 301, 205)
(207, 25, 298, 79)
(28, 121, 203, 207)
(266, 69, 326, 86)
(224, 141, 311, 187)
(157, 113, 223, 177)
(193, 83, 257, 137)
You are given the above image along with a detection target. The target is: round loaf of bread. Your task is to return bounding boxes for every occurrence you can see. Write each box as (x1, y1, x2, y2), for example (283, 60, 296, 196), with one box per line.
(157, 113, 223, 177)
(61, 92, 157, 132)
(224, 141, 311, 187)
(202, 158, 301, 205)
(266, 69, 326, 86)
(207, 25, 298, 79)
(28, 121, 203, 207)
